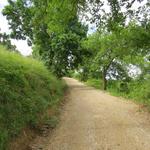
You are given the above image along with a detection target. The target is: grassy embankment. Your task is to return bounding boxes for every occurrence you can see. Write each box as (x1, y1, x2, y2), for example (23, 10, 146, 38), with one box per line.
(0, 45, 66, 150)
(86, 78, 150, 108)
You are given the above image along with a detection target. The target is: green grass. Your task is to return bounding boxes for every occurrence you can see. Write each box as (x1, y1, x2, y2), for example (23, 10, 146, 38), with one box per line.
(86, 78, 103, 90)
(0, 45, 66, 150)
(86, 78, 150, 108)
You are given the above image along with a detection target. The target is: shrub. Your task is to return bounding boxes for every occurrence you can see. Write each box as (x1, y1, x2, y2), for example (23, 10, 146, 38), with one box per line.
(117, 82, 129, 93)
(86, 77, 150, 108)
(86, 78, 103, 89)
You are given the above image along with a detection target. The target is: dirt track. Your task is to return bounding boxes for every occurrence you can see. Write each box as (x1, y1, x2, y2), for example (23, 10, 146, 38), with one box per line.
(43, 77, 150, 150)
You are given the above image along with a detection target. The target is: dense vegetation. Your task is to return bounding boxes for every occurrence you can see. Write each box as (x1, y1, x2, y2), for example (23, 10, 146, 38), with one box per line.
(0, 45, 65, 150)
(70, 1, 149, 106)
(85, 78, 150, 107)
(2, 1, 88, 77)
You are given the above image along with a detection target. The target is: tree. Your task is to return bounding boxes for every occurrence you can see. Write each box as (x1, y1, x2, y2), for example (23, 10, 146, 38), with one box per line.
(81, 0, 150, 90)
(3, 0, 136, 42)
(3, 0, 33, 45)
(3, 0, 149, 81)
(33, 18, 88, 77)
(0, 31, 17, 51)
(82, 22, 149, 90)
(3, 0, 87, 77)
(2, 0, 85, 42)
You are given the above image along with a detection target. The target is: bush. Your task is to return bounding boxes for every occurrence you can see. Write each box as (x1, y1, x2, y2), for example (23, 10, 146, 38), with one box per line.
(127, 79, 150, 105)
(117, 82, 129, 93)
(86, 77, 150, 108)
(86, 78, 103, 89)
(0, 45, 65, 150)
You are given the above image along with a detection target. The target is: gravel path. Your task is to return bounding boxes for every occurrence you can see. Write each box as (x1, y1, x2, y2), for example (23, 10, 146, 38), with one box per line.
(45, 77, 150, 150)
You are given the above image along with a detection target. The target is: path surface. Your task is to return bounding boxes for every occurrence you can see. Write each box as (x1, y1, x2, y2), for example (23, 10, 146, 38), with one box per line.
(45, 78, 150, 150)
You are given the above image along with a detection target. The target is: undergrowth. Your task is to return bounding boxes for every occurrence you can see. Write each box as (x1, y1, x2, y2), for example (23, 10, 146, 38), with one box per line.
(0, 45, 66, 150)
(86, 78, 150, 108)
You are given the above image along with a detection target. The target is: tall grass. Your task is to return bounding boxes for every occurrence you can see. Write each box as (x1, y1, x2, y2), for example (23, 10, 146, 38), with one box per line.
(86, 77, 150, 108)
(0, 45, 66, 150)
(86, 78, 103, 90)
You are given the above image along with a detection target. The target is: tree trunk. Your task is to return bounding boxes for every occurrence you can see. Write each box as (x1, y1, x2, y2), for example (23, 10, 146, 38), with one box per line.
(103, 71, 107, 91)
(102, 58, 115, 91)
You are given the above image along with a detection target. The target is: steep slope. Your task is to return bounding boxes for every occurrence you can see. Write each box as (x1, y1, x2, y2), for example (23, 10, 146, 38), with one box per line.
(0, 45, 65, 150)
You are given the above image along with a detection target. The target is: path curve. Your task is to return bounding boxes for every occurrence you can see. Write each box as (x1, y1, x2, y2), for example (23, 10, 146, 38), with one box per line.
(46, 78, 150, 150)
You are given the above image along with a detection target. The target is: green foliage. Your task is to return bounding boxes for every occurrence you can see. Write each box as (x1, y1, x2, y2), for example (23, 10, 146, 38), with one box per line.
(81, 22, 149, 90)
(86, 79, 103, 90)
(33, 18, 87, 78)
(3, 1, 88, 77)
(86, 77, 150, 108)
(0, 32, 17, 52)
(126, 79, 150, 104)
(3, 0, 33, 44)
(0, 45, 65, 150)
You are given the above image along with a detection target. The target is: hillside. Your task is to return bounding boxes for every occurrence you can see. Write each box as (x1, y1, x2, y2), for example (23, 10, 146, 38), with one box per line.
(0, 45, 65, 150)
